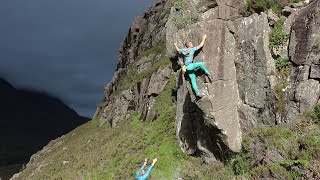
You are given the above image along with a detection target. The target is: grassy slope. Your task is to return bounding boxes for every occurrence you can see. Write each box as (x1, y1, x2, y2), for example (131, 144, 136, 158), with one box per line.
(17, 110, 187, 179)
(17, 74, 191, 179)
(16, 107, 320, 179)
(16, 42, 320, 179)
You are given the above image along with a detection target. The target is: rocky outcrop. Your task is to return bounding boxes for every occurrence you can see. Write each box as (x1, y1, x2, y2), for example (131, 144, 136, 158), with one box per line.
(94, 0, 320, 163)
(165, 0, 320, 162)
(166, 1, 280, 161)
(286, 0, 320, 118)
(233, 14, 277, 127)
(103, 0, 173, 101)
(197, 0, 243, 21)
(169, 19, 243, 161)
(95, 0, 174, 127)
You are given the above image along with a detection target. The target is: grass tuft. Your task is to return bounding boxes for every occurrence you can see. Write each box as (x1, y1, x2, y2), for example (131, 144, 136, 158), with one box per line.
(269, 18, 289, 51)
(135, 42, 166, 61)
(240, 0, 299, 16)
(172, 0, 198, 29)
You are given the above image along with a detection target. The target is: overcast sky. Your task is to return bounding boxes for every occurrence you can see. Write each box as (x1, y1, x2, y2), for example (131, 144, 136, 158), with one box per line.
(0, 0, 155, 117)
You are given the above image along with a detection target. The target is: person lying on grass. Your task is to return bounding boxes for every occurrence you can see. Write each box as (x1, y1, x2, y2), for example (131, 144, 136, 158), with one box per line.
(135, 158, 158, 180)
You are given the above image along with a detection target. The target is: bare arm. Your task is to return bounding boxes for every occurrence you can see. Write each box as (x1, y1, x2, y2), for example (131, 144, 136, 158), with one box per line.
(140, 158, 147, 170)
(174, 42, 181, 52)
(141, 158, 157, 178)
(197, 34, 207, 49)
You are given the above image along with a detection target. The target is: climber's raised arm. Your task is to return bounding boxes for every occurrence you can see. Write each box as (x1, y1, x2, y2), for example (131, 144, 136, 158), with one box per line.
(174, 42, 181, 52)
(197, 34, 207, 49)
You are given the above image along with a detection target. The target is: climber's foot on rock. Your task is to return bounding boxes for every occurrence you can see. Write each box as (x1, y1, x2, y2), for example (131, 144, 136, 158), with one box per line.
(207, 74, 213, 83)
(196, 92, 203, 98)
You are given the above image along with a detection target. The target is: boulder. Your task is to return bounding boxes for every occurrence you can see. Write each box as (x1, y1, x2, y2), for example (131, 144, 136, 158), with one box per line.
(289, 0, 320, 65)
(310, 64, 320, 79)
(147, 67, 171, 96)
(282, 6, 296, 17)
(267, 9, 279, 26)
(287, 0, 320, 117)
(296, 79, 320, 112)
(167, 9, 280, 161)
(191, 0, 218, 13)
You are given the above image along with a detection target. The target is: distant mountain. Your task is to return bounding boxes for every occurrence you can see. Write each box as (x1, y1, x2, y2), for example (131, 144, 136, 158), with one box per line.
(0, 78, 89, 179)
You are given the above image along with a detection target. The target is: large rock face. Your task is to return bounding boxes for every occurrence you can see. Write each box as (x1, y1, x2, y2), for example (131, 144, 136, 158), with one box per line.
(233, 14, 276, 128)
(95, 0, 174, 127)
(166, 2, 278, 161)
(287, 0, 320, 117)
(165, 0, 318, 162)
(171, 19, 243, 160)
(93, 0, 320, 163)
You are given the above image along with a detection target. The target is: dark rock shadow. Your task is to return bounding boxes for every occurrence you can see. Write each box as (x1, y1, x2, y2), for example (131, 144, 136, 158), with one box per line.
(194, 102, 233, 162)
(179, 91, 199, 155)
(177, 70, 233, 162)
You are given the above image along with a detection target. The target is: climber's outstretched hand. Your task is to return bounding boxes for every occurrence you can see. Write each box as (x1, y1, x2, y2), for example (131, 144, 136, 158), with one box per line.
(152, 158, 158, 166)
(174, 42, 180, 52)
(197, 34, 207, 49)
(203, 34, 207, 39)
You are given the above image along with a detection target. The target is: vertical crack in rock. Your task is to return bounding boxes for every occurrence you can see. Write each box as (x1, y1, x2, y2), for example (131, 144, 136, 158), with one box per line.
(176, 71, 232, 163)
(218, 23, 225, 80)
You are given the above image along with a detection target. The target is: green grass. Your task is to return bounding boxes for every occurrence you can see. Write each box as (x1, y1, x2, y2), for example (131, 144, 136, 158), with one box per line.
(173, 0, 187, 11)
(267, 55, 290, 121)
(20, 116, 184, 179)
(240, 0, 293, 16)
(108, 43, 170, 97)
(180, 119, 320, 179)
(90, 118, 100, 128)
(16, 73, 189, 179)
(112, 56, 171, 96)
(275, 56, 289, 71)
(135, 42, 166, 61)
(229, 154, 251, 175)
(153, 76, 176, 118)
(241, 0, 273, 16)
(302, 103, 320, 126)
(272, 3, 282, 14)
(269, 18, 289, 50)
(89, 112, 188, 179)
(234, 121, 319, 179)
(172, 13, 194, 30)
(267, 83, 287, 121)
(15, 106, 320, 179)
(172, 0, 198, 29)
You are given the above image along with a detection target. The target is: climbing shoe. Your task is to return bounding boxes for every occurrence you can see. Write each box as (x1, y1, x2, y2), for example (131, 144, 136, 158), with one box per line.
(207, 74, 213, 83)
(182, 65, 187, 72)
(196, 92, 203, 98)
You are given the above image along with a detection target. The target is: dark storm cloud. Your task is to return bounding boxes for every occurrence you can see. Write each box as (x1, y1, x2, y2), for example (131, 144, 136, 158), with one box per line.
(0, 0, 155, 117)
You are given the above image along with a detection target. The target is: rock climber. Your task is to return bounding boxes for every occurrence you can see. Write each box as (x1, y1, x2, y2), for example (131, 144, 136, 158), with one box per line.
(135, 158, 158, 180)
(174, 34, 212, 98)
